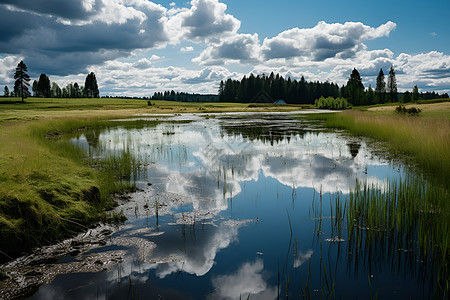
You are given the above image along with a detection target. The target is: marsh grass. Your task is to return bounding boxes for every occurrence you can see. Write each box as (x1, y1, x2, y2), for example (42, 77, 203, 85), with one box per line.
(313, 111, 450, 183)
(323, 172, 449, 298)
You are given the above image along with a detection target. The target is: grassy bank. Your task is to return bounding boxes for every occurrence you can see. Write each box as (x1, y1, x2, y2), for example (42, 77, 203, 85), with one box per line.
(314, 110, 450, 182)
(0, 117, 140, 261)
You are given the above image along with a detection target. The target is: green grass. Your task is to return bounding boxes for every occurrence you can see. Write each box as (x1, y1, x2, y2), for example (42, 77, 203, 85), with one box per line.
(343, 174, 449, 297)
(0, 116, 153, 261)
(311, 110, 450, 183)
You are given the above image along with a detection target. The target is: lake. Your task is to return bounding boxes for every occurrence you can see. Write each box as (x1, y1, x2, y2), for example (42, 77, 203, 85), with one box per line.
(26, 112, 443, 299)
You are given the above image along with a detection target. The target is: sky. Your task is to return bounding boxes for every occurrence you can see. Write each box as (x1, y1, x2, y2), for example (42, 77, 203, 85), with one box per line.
(0, 0, 449, 97)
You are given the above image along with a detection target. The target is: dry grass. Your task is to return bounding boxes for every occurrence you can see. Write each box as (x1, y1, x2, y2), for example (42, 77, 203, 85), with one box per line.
(323, 110, 450, 180)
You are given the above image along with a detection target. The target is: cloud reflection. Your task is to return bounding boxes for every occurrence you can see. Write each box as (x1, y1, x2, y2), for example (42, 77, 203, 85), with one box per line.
(208, 259, 277, 300)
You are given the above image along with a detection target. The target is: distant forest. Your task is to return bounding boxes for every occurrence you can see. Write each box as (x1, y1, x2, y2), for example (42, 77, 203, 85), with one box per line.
(217, 70, 449, 106)
(151, 91, 219, 102)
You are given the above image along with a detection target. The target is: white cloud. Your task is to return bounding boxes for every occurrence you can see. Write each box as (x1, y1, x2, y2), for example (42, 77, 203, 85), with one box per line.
(168, 0, 240, 43)
(261, 21, 396, 62)
(193, 33, 260, 65)
(180, 46, 194, 52)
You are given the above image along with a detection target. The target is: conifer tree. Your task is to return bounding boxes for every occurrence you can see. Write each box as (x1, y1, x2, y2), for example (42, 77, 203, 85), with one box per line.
(14, 61, 30, 102)
(387, 65, 397, 102)
(375, 68, 386, 103)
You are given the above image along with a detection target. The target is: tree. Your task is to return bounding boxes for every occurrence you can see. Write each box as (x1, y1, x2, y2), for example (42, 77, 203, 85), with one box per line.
(387, 65, 397, 102)
(14, 61, 31, 102)
(84, 72, 99, 98)
(51, 82, 62, 98)
(37, 73, 51, 98)
(73, 82, 80, 98)
(412, 85, 420, 101)
(344, 68, 365, 106)
(400, 91, 412, 103)
(366, 84, 374, 105)
(3, 86, 9, 97)
(32, 80, 39, 97)
(375, 68, 386, 103)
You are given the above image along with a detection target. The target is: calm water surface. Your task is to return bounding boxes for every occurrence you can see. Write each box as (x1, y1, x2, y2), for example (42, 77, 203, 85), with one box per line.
(29, 114, 434, 299)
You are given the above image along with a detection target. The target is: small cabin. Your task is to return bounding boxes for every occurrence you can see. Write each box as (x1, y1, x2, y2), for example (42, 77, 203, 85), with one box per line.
(273, 99, 287, 104)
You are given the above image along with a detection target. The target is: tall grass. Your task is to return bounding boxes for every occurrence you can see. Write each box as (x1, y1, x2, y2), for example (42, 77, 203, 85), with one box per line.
(0, 117, 149, 261)
(316, 111, 450, 183)
(326, 173, 450, 298)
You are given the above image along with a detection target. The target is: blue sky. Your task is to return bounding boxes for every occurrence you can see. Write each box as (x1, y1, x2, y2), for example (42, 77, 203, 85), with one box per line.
(0, 0, 449, 97)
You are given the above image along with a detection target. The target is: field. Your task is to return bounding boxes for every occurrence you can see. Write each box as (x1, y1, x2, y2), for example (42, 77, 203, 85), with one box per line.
(0, 97, 449, 262)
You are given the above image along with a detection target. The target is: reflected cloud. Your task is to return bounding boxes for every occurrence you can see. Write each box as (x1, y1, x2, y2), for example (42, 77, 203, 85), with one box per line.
(293, 249, 314, 268)
(208, 259, 277, 300)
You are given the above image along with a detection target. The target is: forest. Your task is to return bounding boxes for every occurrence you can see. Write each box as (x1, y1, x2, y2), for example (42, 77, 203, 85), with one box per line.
(217, 68, 449, 106)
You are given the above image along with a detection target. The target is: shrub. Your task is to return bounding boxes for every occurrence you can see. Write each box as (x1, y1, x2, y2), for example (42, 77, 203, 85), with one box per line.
(315, 96, 351, 110)
(395, 105, 421, 116)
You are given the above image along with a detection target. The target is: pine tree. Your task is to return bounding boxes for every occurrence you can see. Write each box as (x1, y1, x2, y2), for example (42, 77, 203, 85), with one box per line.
(14, 61, 31, 102)
(375, 68, 386, 103)
(387, 65, 397, 102)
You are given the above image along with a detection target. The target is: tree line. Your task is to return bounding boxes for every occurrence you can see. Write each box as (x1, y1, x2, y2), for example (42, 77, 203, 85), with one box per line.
(218, 67, 448, 105)
(3, 61, 99, 101)
(151, 90, 219, 102)
(219, 72, 340, 104)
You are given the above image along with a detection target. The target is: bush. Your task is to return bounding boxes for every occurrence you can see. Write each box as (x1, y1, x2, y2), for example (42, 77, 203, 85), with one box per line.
(315, 96, 351, 110)
(395, 105, 421, 116)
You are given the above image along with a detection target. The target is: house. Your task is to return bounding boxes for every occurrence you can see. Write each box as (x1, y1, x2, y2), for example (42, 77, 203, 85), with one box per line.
(273, 99, 287, 104)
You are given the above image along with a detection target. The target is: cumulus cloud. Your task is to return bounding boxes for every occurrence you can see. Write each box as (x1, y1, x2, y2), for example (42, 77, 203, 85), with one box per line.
(193, 33, 260, 65)
(170, 0, 240, 43)
(261, 21, 396, 62)
(0, 1, 169, 75)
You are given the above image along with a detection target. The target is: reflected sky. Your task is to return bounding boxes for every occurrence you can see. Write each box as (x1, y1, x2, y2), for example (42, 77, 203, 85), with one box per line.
(28, 115, 421, 299)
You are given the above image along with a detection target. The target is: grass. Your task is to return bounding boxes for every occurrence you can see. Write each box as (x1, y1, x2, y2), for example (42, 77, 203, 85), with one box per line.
(344, 174, 449, 298)
(311, 110, 450, 183)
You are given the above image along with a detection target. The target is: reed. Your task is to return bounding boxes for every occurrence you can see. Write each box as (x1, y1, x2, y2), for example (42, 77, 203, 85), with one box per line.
(341, 172, 449, 297)
(316, 111, 450, 183)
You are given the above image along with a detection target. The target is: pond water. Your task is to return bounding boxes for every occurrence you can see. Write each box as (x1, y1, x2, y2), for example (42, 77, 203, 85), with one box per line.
(28, 113, 439, 299)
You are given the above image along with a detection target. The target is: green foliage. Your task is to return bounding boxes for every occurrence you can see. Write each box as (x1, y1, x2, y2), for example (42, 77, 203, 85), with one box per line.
(315, 96, 351, 110)
(400, 91, 412, 103)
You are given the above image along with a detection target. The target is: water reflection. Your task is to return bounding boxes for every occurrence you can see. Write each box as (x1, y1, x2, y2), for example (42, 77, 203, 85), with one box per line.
(26, 114, 437, 299)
